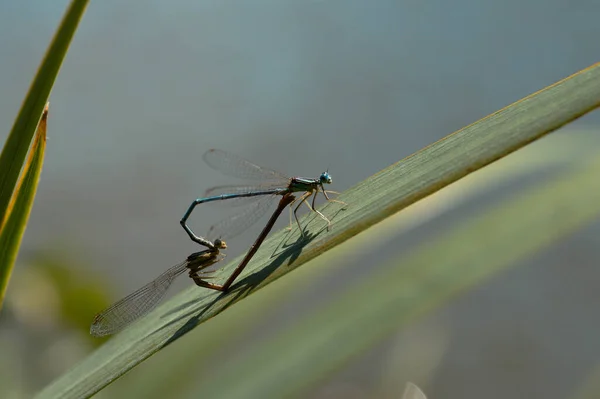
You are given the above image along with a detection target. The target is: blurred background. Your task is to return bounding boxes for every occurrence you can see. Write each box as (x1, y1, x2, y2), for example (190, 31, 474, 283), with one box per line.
(1, 1, 600, 398)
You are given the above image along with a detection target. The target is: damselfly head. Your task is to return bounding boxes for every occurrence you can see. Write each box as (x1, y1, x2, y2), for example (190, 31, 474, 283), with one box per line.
(319, 171, 332, 185)
(214, 238, 227, 249)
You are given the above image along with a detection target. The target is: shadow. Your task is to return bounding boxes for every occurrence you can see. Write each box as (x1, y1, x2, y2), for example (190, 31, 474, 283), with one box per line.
(155, 197, 347, 348)
(159, 231, 314, 348)
(273, 200, 347, 256)
(271, 226, 313, 257)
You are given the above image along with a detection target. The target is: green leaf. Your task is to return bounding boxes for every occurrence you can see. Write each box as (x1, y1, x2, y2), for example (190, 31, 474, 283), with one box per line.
(187, 151, 600, 399)
(570, 361, 600, 399)
(0, 104, 48, 308)
(103, 129, 590, 399)
(35, 64, 600, 399)
(0, 0, 89, 226)
(105, 129, 596, 399)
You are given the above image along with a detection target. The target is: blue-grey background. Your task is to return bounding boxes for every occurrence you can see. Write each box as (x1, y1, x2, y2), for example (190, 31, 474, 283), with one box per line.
(1, 1, 599, 397)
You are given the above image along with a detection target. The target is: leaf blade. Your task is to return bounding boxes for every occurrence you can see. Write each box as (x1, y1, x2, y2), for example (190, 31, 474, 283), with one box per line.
(0, 0, 89, 226)
(195, 151, 600, 399)
(0, 104, 48, 308)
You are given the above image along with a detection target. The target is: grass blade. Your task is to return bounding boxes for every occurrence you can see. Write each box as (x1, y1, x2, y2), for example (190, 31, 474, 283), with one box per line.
(103, 130, 583, 398)
(0, 0, 89, 226)
(191, 151, 600, 398)
(0, 104, 48, 308)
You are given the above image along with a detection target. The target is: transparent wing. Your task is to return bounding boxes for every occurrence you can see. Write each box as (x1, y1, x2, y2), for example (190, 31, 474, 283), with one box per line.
(203, 149, 289, 182)
(208, 195, 278, 241)
(90, 261, 188, 337)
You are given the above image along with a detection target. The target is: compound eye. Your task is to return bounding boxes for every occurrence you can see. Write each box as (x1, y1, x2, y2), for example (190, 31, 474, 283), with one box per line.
(214, 238, 227, 249)
(320, 172, 332, 184)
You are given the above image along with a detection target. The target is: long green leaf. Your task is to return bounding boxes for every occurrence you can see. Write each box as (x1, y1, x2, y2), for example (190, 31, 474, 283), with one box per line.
(36, 64, 600, 399)
(107, 129, 596, 398)
(0, 0, 88, 226)
(191, 151, 600, 399)
(0, 104, 48, 308)
(104, 129, 588, 399)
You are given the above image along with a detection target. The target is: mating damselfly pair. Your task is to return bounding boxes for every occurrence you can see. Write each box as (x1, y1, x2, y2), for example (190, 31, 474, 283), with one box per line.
(90, 149, 345, 337)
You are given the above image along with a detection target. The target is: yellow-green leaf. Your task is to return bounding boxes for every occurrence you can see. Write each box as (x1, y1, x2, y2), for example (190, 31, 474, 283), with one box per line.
(0, 0, 89, 226)
(0, 104, 48, 308)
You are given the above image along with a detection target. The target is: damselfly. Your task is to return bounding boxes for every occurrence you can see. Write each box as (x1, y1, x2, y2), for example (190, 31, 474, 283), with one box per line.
(181, 149, 345, 247)
(90, 194, 296, 336)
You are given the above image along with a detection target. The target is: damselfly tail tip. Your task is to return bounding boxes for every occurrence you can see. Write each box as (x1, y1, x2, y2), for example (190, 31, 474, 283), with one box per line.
(90, 320, 109, 337)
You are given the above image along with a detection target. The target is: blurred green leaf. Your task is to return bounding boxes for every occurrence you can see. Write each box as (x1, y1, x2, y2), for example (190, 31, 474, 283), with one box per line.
(34, 256, 116, 341)
(0, 0, 89, 226)
(0, 104, 48, 308)
(570, 361, 600, 399)
(35, 64, 600, 399)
